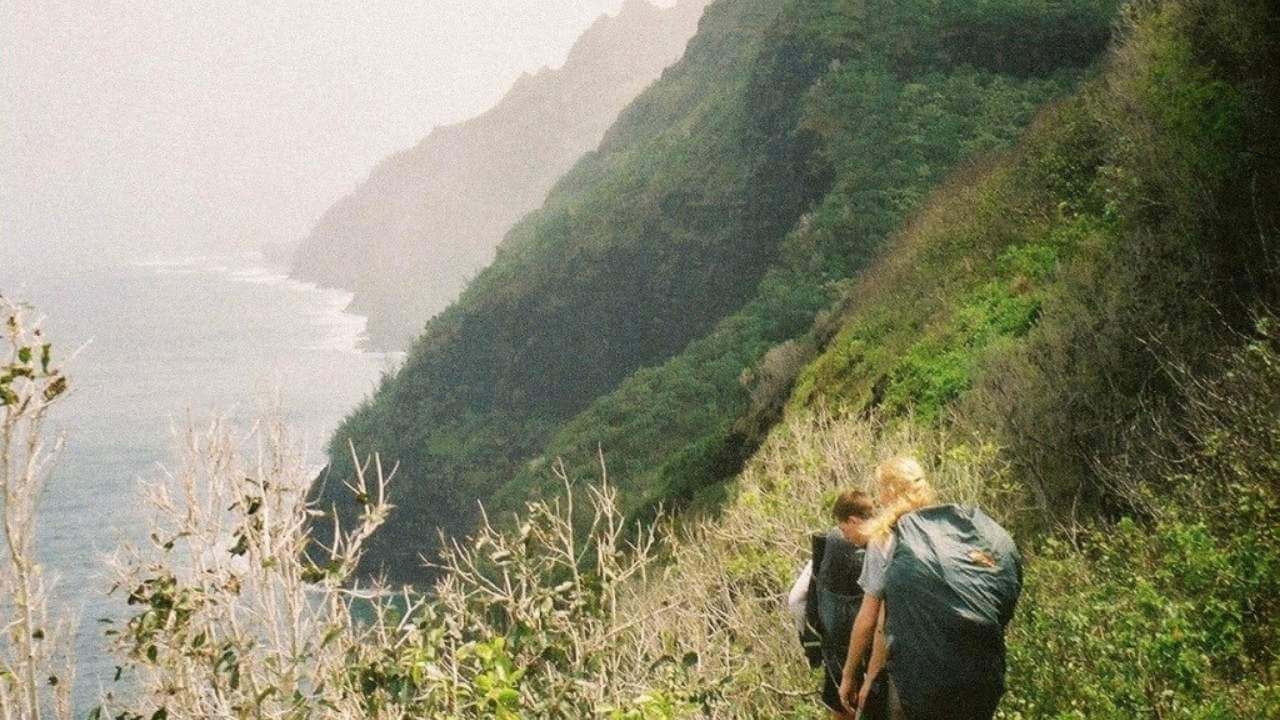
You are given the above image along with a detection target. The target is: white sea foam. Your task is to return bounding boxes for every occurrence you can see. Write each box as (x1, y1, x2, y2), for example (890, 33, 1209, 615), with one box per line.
(131, 255, 213, 269)
(135, 252, 389, 356)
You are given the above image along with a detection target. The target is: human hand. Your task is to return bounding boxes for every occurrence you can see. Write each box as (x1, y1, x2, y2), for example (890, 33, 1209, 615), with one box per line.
(857, 675, 874, 711)
(839, 673, 857, 715)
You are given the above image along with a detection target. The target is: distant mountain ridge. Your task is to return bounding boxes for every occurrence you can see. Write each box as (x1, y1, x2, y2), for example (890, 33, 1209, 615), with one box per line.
(289, 0, 710, 349)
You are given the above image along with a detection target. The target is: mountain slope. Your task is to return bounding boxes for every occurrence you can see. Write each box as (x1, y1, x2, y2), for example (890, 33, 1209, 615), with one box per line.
(788, 0, 1280, 519)
(591, 0, 1280, 714)
(289, 0, 709, 350)
(315, 0, 1119, 583)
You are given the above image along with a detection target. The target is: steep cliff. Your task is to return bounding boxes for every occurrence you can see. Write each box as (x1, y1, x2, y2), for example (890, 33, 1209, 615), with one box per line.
(290, 0, 710, 349)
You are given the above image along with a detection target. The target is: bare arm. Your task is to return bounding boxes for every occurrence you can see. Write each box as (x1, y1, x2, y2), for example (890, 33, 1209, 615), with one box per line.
(868, 603, 887, 678)
(840, 593, 881, 695)
(856, 603, 888, 708)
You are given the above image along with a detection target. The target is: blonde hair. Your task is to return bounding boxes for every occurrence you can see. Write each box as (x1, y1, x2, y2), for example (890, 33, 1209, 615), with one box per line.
(866, 456, 936, 539)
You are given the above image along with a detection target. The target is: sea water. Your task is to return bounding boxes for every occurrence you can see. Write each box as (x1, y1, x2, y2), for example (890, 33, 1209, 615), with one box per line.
(0, 252, 396, 712)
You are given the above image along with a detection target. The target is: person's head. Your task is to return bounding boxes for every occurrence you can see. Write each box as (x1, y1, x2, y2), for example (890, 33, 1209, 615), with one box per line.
(874, 456, 926, 503)
(866, 456, 936, 539)
(832, 489, 875, 546)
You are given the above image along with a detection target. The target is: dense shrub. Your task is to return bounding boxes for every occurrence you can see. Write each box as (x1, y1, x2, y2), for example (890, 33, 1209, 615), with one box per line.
(962, 0, 1280, 518)
(1003, 322, 1280, 719)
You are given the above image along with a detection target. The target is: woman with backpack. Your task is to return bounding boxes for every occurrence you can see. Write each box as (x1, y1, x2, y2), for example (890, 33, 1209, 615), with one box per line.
(838, 457, 936, 719)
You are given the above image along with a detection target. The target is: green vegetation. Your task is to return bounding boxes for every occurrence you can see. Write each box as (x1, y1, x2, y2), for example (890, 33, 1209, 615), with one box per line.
(289, 0, 710, 350)
(318, 0, 1118, 582)
(319, 0, 1280, 713)
(299, 0, 1280, 715)
(6, 1, 1279, 717)
(744, 0, 1280, 714)
(0, 301, 73, 718)
(793, 0, 1279, 518)
(1003, 321, 1280, 717)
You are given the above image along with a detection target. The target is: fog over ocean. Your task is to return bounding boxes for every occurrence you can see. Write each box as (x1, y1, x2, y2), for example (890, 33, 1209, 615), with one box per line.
(0, 253, 395, 710)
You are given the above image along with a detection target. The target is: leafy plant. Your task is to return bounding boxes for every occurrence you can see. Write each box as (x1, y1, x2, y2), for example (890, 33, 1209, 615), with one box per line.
(0, 299, 74, 720)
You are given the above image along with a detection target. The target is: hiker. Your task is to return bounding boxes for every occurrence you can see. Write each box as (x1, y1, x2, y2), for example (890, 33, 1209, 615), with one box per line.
(838, 457, 936, 719)
(838, 457, 1022, 720)
(786, 490, 876, 719)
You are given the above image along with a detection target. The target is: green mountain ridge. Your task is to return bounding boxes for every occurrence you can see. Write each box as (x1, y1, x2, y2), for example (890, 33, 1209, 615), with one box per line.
(288, 0, 709, 350)
(315, 0, 1120, 583)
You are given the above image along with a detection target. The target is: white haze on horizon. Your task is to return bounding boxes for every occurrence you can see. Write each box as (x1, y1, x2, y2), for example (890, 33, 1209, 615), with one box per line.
(1, 0, 671, 275)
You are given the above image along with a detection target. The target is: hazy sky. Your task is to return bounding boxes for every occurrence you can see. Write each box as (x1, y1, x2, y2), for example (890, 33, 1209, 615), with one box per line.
(1, 0, 664, 271)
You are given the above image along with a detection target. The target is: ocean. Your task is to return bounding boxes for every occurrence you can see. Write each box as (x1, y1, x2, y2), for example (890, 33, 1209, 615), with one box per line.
(0, 252, 396, 712)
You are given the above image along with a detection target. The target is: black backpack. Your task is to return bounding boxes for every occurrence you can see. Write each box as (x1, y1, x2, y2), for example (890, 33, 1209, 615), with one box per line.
(800, 531, 826, 668)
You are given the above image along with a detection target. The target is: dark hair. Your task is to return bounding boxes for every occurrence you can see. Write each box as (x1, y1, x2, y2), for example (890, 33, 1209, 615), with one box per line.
(832, 489, 874, 522)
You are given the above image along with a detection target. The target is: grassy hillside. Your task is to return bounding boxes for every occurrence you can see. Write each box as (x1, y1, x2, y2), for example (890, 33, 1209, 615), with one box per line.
(790, 0, 1280, 519)
(317, 0, 800, 579)
(317, 0, 1118, 583)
